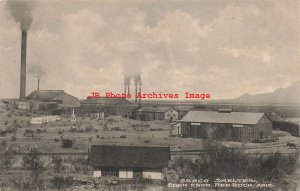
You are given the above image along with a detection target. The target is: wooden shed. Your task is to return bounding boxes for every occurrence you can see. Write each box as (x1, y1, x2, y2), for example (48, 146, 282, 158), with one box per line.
(179, 110, 272, 142)
(173, 106, 193, 119)
(136, 106, 178, 121)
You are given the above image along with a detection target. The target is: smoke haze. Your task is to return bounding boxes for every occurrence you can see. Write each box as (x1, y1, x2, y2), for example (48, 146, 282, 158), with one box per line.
(0, 0, 299, 99)
(28, 64, 45, 79)
(6, 0, 34, 30)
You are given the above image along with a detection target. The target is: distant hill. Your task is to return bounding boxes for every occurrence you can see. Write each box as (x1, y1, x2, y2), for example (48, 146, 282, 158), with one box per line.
(230, 81, 300, 104)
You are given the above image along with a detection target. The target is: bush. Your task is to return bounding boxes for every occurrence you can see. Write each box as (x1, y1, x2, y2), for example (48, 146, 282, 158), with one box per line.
(1, 140, 7, 147)
(85, 124, 94, 132)
(10, 176, 32, 191)
(52, 175, 74, 189)
(62, 139, 73, 148)
(11, 135, 16, 141)
(0, 149, 14, 168)
(36, 129, 43, 133)
(150, 128, 162, 131)
(22, 148, 45, 189)
(103, 126, 109, 131)
(169, 139, 299, 182)
(273, 121, 300, 137)
(111, 127, 122, 131)
(52, 155, 64, 173)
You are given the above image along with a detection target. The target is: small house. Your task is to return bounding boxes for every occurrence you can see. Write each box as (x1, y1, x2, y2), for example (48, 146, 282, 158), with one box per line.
(136, 106, 178, 121)
(173, 106, 193, 119)
(89, 145, 170, 180)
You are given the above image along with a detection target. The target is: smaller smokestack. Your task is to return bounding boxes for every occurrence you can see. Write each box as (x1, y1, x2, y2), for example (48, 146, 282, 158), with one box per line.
(138, 80, 142, 105)
(37, 78, 40, 90)
(124, 80, 127, 96)
(127, 84, 130, 95)
(134, 79, 138, 104)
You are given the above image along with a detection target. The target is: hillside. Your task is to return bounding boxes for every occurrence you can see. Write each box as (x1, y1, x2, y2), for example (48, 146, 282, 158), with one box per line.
(231, 81, 300, 104)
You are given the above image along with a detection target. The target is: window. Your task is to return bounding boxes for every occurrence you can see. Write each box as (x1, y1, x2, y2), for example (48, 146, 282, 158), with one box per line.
(101, 169, 119, 177)
(191, 122, 201, 126)
(233, 124, 243, 127)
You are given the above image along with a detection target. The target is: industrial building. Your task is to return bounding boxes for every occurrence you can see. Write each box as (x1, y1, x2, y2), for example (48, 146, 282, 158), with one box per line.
(179, 110, 272, 142)
(89, 145, 170, 180)
(135, 106, 178, 121)
(81, 97, 135, 118)
(27, 90, 80, 114)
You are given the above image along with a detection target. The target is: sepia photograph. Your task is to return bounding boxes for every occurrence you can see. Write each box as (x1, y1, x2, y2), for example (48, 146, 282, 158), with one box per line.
(0, 0, 299, 190)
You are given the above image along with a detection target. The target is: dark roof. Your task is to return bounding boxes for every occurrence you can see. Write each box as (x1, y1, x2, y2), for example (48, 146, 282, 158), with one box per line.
(266, 112, 282, 122)
(173, 106, 193, 112)
(180, 111, 265, 125)
(89, 145, 170, 169)
(27, 90, 64, 101)
(137, 106, 171, 113)
(27, 90, 80, 108)
(82, 97, 131, 105)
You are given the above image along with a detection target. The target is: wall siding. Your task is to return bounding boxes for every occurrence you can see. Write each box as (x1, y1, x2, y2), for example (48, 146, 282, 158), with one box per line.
(92, 168, 164, 180)
(255, 114, 273, 139)
(93, 170, 101, 177)
(164, 109, 179, 121)
(119, 169, 133, 179)
(142, 171, 163, 180)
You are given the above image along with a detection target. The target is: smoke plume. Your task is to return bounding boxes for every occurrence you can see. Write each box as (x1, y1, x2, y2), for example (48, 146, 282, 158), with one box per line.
(28, 64, 46, 79)
(6, 0, 34, 30)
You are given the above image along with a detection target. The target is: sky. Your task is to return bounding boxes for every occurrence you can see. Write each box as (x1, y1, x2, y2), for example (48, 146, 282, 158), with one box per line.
(0, 0, 299, 99)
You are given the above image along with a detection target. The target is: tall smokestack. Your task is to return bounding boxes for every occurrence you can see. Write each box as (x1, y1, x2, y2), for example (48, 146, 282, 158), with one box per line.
(37, 78, 40, 90)
(20, 29, 27, 100)
(6, 0, 34, 101)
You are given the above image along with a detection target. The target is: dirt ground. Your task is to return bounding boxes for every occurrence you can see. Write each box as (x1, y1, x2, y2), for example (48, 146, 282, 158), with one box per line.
(1, 102, 300, 190)
(1, 104, 299, 154)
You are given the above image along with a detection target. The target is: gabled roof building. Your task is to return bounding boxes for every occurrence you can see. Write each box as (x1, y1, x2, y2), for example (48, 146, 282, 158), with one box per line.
(179, 110, 272, 142)
(81, 97, 135, 118)
(27, 90, 80, 114)
(89, 145, 170, 180)
(135, 106, 178, 121)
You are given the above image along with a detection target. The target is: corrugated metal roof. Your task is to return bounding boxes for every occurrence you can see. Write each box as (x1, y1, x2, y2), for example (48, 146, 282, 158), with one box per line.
(27, 90, 64, 101)
(52, 94, 80, 108)
(180, 111, 265, 125)
(89, 145, 170, 168)
(81, 97, 131, 105)
(27, 90, 80, 108)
